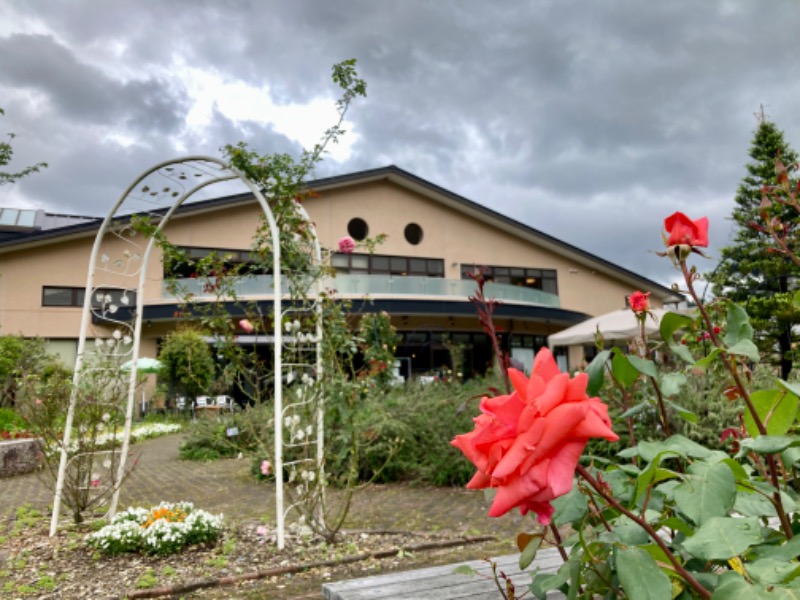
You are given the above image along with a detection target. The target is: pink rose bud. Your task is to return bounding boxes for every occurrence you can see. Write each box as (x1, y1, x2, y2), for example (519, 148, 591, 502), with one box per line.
(338, 236, 356, 254)
(260, 460, 272, 476)
(239, 319, 254, 333)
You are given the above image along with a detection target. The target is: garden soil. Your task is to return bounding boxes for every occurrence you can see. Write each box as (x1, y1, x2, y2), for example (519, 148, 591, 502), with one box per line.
(1, 433, 530, 598)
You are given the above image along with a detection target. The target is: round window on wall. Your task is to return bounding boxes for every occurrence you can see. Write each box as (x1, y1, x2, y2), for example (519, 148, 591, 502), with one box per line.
(404, 223, 423, 245)
(347, 218, 369, 241)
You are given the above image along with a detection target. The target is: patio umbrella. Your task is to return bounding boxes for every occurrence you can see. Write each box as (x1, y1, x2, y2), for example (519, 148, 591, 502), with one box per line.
(120, 357, 162, 373)
(548, 308, 669, 347)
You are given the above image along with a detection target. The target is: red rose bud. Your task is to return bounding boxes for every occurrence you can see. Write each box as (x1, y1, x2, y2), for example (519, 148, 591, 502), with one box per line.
(664, 212, 709, 248)
(628, 290, 651, 314)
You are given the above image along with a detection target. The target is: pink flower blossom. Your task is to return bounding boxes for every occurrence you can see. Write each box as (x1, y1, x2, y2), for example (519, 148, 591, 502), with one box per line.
(239, 319, 254, 333)
(90, 478, 100, 487)
(338, 236, 356, 254)
(260, 460, 272, 476)
(256, 524, 268, 544)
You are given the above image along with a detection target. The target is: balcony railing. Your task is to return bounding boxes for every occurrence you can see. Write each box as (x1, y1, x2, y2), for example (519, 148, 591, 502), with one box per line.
(161, 274, 560, 308)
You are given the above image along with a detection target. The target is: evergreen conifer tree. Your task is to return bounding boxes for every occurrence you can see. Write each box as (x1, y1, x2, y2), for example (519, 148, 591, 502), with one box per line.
(711, 112, 800, 379)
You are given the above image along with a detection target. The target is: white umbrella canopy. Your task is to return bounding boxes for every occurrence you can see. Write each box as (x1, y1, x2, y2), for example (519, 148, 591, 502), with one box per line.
(548, 308, 669, 347)
(120, 357, 162, 373)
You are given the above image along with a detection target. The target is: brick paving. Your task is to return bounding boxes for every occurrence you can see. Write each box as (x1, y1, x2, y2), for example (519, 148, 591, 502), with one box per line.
(0, 433, 524, 542)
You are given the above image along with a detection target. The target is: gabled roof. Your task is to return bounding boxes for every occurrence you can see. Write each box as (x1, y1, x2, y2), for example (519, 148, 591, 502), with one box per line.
(0, 164, 681, 302)
(310, 166, 682, 303)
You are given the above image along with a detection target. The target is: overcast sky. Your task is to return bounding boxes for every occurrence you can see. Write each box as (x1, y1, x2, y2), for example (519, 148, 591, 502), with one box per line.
(1, 1, 799, 290)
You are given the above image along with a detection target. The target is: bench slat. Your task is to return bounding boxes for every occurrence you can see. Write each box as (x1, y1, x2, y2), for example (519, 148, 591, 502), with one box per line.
(323, 548, 566, 599)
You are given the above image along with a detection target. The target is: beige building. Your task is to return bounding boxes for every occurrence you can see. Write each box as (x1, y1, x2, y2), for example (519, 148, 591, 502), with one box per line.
(0, 166, 680, 379)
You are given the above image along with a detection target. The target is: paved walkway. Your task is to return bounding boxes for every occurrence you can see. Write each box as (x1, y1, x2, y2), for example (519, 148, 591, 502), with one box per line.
(1, 433, 524, 541)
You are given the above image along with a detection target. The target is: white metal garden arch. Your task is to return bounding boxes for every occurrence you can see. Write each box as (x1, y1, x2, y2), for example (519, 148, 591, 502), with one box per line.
(50, 156, 323, 549)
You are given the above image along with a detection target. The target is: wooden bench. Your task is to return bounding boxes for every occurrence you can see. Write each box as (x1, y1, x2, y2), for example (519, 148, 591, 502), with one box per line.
(322, 549, 565, 599)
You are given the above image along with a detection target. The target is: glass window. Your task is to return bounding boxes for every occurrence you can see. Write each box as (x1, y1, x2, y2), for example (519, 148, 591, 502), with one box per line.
(331, 254, 350, 268)
(409, 258, 427, 274)
(17, 210, 36, 227)
(404, 332, 428, 344)
(0, 209, 19, 226)
(351, 254, 369, 270)
(370, 255, 389, 271)
(390, 257, 407, 272)
(460, 264, 557, 293)
(428, 260, 444, 275)
(43, 287, 76, 306)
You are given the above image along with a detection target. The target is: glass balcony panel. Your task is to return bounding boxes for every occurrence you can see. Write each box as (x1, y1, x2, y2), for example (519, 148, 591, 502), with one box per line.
(163, 273, 559, 307)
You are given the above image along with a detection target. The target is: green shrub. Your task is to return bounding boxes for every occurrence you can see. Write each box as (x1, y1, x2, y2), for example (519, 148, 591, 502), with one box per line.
(0, 407, 26, 432)
(351, 376, 498, 486)
(178, 374, 502, 487)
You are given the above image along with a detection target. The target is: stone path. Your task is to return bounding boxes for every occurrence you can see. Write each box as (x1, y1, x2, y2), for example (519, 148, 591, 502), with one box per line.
(1, 433, 524, 538)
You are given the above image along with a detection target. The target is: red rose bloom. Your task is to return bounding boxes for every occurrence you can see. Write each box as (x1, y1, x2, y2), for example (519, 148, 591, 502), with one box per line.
(451, 348, 618, 525)
(628, 291, 651, 314)
(664, 212, 709, 248)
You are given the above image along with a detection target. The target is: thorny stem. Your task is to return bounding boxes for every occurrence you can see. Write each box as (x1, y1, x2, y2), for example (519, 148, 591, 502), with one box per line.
(549, 523, 569, 562)
(605, 363, 638, 456)
(581, 484, 613, 533)
(649, 375, 672, 438)
(490, 561, 510, 600)
(679, 260, 793, 539)
(575, 464, 712, 600)
(636, 313, 671, 437)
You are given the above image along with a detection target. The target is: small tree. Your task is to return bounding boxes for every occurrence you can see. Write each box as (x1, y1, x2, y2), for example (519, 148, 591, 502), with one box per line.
(0, 335, 55, 407)
(158, 328, 215, 403)
(17, 340, 133, 524)
(711, 112, 800, 379)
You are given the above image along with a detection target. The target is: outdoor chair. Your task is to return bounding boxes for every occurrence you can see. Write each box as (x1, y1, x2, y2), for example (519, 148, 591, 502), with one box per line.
(215, 395, 234, 412)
